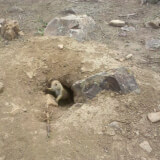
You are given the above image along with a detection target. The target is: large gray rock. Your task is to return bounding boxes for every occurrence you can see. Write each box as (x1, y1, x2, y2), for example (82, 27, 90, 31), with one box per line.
(72, 67, 139, 103)
(44, 15, 95, 41)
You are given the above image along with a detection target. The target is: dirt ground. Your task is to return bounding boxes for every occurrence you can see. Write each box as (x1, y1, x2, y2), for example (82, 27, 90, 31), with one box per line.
(0, 0, 160, 160)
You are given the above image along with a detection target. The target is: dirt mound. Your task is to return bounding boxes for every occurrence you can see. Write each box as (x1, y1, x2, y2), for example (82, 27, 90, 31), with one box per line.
(0, 36, 160, 160)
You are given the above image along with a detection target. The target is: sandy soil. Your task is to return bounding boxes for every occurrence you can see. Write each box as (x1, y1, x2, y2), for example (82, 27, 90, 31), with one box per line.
(0, 0, 160, 160)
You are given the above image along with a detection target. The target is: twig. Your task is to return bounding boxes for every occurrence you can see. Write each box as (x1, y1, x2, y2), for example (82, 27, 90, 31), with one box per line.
(118, 13, 137, 19)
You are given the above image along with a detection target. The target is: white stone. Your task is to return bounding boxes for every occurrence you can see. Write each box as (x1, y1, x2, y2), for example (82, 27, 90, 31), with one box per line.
(148, 112, 160, 122)
(125, 54, 133, 60)
(109, 20, 126, 27)
(139, 141, 152, 153)
(58, 44, 64, 49)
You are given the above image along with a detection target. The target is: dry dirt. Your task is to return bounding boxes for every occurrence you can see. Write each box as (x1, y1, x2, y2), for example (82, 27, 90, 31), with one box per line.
(0, 0, 160, 160)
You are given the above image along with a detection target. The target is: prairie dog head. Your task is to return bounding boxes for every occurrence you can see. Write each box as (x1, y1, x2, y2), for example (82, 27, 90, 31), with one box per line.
(50, 80, 62, 92)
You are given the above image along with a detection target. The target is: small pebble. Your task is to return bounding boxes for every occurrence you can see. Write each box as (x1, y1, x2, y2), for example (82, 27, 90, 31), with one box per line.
(109, 20, 126, 27)
(139, 141, 152, 153)
(23, 108, 27, 112)
(58, 44, 64, 49)
(148, 112, 160, 122)
(119, 58, 125, 62)
(125, 54, 133, 60)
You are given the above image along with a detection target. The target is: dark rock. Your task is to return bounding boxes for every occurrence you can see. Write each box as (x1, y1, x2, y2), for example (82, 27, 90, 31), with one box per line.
(147, 18, 160, 29)
(44, 15, 95, 42)
(0, 82, 4, 93)
(72, 67, 139, 102)
(60, 8, 76, 15)
(147, 0, 160, 4)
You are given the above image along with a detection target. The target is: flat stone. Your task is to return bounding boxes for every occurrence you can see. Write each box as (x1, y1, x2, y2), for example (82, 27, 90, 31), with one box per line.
(72, 67, 139, 102)
(44, 15, 95, 41)
(139, 141, 152, 153)
(0, 18, 5, 24)
(108, 121, 121, 130)
(0, 82, 4, 93)
(145, 39, 160, 50)
(109, 20, 126, 27)
(46, 94, 58, 107)
(148, 112, 160, 122)
(121, 26, 136, 32)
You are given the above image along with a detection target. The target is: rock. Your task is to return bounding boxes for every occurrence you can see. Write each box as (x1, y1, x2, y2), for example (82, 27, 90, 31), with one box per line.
(23, 108, 27, 112)
(121, 26, 136, 32)
(109, 20, 126, 27)
(18, 31, 24, 36)
(108, 121, 121, 131)
(0, 19, 5, 33)
(44, 15, 95, 41)
(145, 39, 160, 50)
(147, 18, 160, 29)
(46, 94, 58, 107)
(139, 141, 152, 153)
(0, 19, 5, 26)
(61, 8, 76, 15)
(141, 157, 147, 160)
(58, 44, 64, 49)
(26, 71, 34, 79)
(1, 19, 21, 40)
(125, 54, 133, 60)
(147, 0, 160, 3)
(148, 112, 160, 122)
(8, 6, 24, 13)
(0, 82, 4, 93)
(71, 67, 139, 102)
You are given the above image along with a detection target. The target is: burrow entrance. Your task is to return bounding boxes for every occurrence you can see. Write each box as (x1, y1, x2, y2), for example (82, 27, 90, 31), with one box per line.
(44, 78, 74, 107)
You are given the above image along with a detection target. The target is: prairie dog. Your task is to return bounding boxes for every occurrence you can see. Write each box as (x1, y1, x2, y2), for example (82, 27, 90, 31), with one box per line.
(47, 80, 70, 103)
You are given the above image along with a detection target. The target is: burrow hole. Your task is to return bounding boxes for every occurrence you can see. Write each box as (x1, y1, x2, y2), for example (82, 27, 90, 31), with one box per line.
(44, 79, 74, 107)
